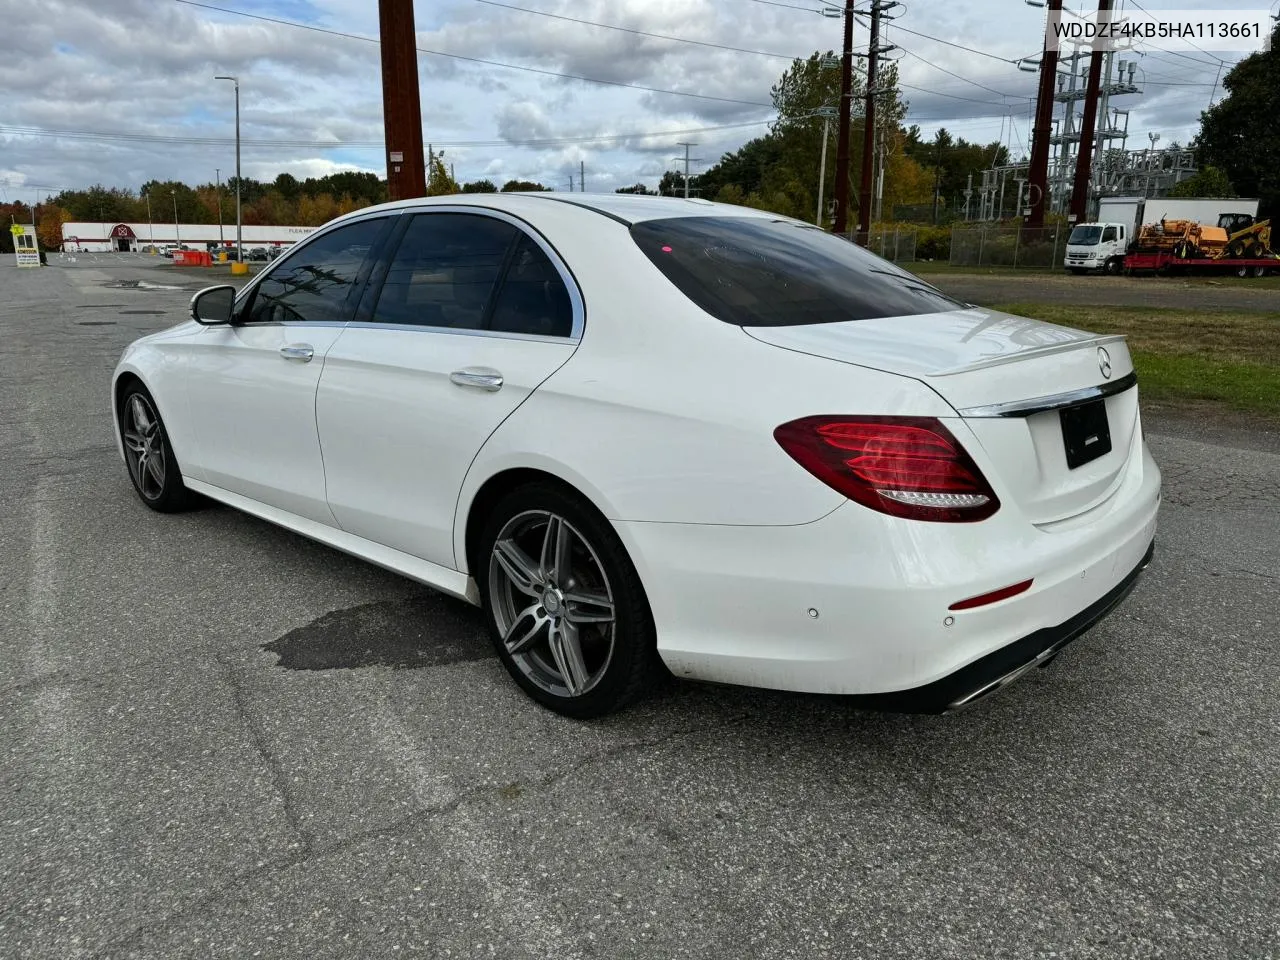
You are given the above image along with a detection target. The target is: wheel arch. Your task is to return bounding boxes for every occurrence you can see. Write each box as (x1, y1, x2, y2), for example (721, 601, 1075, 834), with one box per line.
(458, 464, 620, 581)
(111, 368, 148, 460)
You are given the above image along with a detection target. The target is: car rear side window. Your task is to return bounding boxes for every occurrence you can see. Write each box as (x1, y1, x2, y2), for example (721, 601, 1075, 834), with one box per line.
(488, 234, 573, 337)
(631, 217, 963, 327)
(245, 218, 384, 324)
(374, 214, 518, 329)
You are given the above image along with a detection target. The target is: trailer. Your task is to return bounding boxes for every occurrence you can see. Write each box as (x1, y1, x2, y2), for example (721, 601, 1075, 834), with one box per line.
(1124, 251, 1278, 277)
(1066, 197, 1262, 274)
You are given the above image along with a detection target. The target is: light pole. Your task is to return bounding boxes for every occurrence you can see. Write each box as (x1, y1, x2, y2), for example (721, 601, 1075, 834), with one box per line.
(215, 75, 242, 262)
(144, 188, 153, 246)
(172, 191, 180, 246)
(216, 167, 224, 248)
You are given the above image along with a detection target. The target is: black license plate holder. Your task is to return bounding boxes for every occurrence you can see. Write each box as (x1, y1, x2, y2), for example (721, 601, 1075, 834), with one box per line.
(1059, 399, 1112, 469)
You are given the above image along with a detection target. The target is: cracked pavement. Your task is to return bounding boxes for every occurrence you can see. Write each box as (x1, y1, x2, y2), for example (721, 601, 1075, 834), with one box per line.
(1, 257, 1277, 959)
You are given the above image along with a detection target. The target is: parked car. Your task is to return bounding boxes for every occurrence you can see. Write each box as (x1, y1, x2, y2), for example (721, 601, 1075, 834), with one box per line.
(247, 247, 271, 262)
(111, 194, 1161, 717)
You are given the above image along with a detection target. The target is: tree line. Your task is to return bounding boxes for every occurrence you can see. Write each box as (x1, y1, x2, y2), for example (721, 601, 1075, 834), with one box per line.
(615, 53, 1009, 228)
(3, 165, 555, 252)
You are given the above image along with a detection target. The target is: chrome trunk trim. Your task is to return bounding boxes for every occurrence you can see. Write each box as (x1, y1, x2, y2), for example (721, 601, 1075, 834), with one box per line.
(956, 371, 1138, 419)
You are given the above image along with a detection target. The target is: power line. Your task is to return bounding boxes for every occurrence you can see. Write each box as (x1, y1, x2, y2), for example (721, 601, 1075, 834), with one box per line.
(740, 0, 825, 11)
(1125, 0, 1227, 67)
(879, 22, 1021, 65)
(471, 0, 799, 60)
(896, 46, 1023, 99)
(0, 120, 774, 151)
(171, 0, 772, 107)
(897, 79, 1025, 106)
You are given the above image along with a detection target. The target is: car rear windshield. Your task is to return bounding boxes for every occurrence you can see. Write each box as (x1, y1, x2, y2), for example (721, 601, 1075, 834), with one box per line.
(1069, 225, 1104, 244)
(630, 216, 963, 327)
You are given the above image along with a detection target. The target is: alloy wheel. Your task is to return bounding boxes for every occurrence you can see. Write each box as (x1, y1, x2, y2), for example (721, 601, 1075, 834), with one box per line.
(488, 510, 616, 699)
(122, 393, 167, 500)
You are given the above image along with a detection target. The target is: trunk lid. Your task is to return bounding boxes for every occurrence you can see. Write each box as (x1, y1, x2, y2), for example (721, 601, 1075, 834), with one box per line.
(743, 307, 1140, 525)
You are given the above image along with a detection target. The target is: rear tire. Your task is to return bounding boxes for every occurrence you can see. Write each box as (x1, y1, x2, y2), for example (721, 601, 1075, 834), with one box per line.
(477, 482, 664, 718)
(118, 384, 192, 513)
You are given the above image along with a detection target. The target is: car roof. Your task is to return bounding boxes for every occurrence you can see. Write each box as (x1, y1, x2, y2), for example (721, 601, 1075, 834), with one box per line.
(332, 192, 788, 228)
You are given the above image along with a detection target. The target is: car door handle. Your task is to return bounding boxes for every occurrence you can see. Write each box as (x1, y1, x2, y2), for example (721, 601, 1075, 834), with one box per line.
(279, 343, 315, 362)
(449, 368, 504, 392)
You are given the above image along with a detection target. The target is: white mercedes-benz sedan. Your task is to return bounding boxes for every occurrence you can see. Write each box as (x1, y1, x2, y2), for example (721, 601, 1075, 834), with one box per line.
(112, 193, 1160, 717)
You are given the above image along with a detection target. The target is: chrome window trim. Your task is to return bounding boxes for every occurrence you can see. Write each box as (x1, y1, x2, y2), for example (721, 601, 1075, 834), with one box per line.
(956, 371, 1138, 418)
(367, 205, 585, 341)
(232, 209, 398, 313)
(343, 321, 577, 345)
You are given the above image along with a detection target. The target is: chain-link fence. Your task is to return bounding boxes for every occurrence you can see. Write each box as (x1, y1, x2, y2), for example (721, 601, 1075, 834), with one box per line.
(864, 227, 918, 263)
(948, 224, 1065, 269)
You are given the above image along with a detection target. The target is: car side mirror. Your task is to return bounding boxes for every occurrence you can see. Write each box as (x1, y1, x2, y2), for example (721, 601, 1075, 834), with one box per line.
(191, 285, 236, 326)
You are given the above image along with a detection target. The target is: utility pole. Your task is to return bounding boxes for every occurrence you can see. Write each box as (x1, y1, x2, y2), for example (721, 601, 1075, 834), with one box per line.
(1026, 0, 1064, 228)
(932, 135, 944, 225)
(379, 0, 427, 201)
(833, 0, 855, 235)
(580, 159, 585, 192)
(172, 191, 180, 247)
(675, 142, 700, 198)
(815, 110, 834, 226)
(856, 0, 885, 246)
(1070, 0, 1113, 224)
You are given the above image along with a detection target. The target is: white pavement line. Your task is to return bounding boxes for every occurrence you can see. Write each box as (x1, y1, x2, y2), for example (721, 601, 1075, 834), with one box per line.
(365, 693, 573, 956)
(27, 475, 59, 679)
(24, 476, 93, 960)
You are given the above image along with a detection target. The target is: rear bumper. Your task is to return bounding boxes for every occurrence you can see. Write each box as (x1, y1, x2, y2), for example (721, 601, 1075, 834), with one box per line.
(614, 439, 1161, 702)
(850, 538, 1155, 713)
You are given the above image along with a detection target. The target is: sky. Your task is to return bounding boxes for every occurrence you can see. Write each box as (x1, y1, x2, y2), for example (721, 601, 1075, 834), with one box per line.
(0, 0, 1274, 203)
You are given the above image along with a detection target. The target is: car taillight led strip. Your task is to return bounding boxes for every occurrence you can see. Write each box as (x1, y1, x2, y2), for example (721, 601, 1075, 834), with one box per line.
(773, 416, 1001, 522)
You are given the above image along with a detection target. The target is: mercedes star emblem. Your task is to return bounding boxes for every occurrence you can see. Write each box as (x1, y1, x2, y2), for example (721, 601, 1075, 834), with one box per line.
(1098, 346, 1113, 380)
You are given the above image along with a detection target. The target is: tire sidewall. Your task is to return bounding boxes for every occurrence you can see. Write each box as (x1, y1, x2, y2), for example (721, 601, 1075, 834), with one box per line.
(476, 482, 659, 718)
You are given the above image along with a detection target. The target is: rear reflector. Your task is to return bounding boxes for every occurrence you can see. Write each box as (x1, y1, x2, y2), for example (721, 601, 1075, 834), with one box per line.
(948, 579, 1034, 611)
(773, 416, 1001, 522)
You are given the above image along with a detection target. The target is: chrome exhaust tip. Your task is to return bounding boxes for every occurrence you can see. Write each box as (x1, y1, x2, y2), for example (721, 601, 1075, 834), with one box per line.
(946, 644, 1062, 712)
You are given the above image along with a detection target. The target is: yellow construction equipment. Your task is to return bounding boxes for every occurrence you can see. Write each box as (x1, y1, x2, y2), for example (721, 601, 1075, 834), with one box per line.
(1136, 217, 1274, 260)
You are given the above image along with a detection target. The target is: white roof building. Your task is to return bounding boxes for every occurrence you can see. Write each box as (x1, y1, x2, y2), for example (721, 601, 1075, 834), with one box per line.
(61, 221, 321, 252)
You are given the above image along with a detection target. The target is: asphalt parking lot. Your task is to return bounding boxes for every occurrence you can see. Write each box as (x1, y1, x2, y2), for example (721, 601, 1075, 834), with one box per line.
(2, 256, 1278, 959)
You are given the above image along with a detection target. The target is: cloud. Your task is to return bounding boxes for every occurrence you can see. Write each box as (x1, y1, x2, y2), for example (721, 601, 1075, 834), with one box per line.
(0, 0, 1257, 197)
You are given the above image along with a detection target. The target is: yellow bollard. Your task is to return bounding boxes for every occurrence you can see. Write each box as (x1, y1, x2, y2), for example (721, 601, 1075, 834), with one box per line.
(231, 261, 249, 276)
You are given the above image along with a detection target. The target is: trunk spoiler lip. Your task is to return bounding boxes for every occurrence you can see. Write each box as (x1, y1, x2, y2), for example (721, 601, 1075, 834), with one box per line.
(928, 333, 1129, 377)
(955, 370, 1138, 419)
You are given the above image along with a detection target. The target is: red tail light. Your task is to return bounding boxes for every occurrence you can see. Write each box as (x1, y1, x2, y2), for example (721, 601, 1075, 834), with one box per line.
(773, 416, 1000, 522)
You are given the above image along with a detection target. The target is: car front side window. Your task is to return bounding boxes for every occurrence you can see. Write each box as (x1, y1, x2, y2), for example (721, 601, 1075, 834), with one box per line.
(243, 218, 386, 325)
(373, 213, 518, 329)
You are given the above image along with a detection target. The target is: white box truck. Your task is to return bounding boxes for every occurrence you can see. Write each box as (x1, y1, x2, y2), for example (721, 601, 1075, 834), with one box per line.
(1064, 196, 1260, 274)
